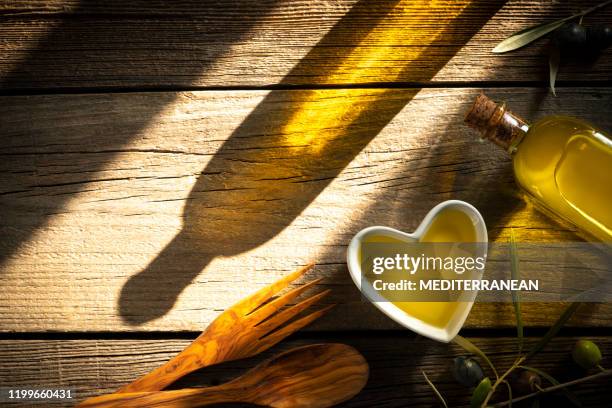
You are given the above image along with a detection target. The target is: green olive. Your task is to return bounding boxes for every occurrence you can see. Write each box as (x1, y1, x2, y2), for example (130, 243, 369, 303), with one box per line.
(572, 339, 602, 369)
(453, 356, 485, 387)
(470, 377, 492, 408)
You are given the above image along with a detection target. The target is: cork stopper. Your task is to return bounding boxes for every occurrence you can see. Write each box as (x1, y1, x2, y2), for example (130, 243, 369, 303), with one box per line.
(465, 93, 528, 152)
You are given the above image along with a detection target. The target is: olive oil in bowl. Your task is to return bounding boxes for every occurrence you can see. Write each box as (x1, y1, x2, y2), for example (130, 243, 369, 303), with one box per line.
(388, 208, 478, 329)
(347, 200, 488, 342)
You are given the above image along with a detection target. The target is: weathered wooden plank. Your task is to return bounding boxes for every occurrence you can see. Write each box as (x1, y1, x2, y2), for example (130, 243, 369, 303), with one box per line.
(1, 0, 611, 89)
(1, 87, 611, 332)
(0, 335, 611, 407)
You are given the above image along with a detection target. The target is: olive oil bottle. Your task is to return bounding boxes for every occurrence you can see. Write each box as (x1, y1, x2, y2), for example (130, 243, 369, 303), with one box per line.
(465, 94, 611, 242)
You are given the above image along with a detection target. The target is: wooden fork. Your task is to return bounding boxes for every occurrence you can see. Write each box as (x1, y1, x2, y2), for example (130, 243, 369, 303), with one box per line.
(118, 263, 331, 393)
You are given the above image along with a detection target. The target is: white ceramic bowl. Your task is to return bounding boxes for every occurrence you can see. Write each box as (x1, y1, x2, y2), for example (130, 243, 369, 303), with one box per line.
(346, 200, 488, 342)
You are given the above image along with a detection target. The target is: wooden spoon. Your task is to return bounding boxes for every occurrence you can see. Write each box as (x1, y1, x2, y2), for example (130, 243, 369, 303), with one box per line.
(79, 343, 369, 408)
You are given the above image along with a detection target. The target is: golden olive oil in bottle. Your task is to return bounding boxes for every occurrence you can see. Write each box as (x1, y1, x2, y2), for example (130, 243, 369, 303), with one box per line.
(465, 94, 612, 242)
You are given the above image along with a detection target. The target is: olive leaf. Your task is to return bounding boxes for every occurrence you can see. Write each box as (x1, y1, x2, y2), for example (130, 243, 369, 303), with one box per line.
(493, 19, 567, 53)
(422, 371, 448, 408)
(492, 0, 612, 53)
(470, 377, 492, 408)
(519, 365, 582, 407)
(526, 302, 581, 360)
(509, 229, 523, 353)
(453, 335, 499, 379)
(549, 45, 560, 96)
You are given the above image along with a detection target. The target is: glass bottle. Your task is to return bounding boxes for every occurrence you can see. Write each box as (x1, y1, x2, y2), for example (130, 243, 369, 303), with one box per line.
(465, 94, 611, 242)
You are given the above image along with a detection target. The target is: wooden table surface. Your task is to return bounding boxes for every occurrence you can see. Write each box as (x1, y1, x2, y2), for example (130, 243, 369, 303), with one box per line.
(1, 1, 611, 406)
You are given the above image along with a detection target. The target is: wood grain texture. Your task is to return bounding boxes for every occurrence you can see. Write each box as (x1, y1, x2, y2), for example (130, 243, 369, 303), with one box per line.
(1, 87, 612, 332)
(0, 335, 611, 407)
(117, 264, 332, 393)
(79, 343, 368, 408)
(1, 0, 612, 89)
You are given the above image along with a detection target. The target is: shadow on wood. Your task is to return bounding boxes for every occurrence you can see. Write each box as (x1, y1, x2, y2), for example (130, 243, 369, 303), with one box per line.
(312, 89, 593, 330)
(119, 0, 506, 324)
(0, 0, 280, 266)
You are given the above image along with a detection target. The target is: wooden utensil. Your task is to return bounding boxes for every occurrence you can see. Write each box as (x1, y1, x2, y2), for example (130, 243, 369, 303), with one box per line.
(118, 263, 331, 393)
(79, 343, 369, 408)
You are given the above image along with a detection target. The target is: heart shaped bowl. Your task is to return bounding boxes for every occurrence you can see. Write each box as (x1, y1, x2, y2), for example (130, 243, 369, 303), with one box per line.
(347, 200, 488, 342)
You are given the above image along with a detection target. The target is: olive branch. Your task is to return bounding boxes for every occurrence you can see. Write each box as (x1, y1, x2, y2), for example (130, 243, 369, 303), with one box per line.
(492, 0, 612, 95)
(423, 231, 610, 407)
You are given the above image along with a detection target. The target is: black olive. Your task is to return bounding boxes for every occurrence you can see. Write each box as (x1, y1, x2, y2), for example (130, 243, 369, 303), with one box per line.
(553, 22, 587, 49)
(452, 356, 484, 387)
(587, 25, 612, 50)
(515, 370, 542, 395)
